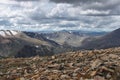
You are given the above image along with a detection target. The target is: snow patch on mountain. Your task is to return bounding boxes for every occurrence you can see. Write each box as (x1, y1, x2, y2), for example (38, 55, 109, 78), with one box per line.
(0, 30, 19, 37)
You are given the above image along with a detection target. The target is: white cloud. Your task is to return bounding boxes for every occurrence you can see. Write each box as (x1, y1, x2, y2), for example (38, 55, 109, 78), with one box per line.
(47, 3, 71, 17)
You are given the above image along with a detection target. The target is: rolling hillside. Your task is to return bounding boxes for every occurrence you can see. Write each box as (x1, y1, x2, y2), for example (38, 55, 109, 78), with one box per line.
(81, 28, 120, 49)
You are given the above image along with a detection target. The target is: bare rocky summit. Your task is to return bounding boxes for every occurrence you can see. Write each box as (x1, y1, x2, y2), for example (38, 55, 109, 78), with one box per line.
(0, 47, 120, 80)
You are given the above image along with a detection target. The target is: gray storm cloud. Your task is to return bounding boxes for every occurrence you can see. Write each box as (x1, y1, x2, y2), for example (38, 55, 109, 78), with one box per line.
(0, 0, 119, 31)
(50, 0, 120, 15)
(50, 0, 104, 4)
(15, 0, 40, 1)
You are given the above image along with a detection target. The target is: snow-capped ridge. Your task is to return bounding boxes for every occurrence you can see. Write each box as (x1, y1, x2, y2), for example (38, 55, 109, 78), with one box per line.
(0, 30, 19, 37)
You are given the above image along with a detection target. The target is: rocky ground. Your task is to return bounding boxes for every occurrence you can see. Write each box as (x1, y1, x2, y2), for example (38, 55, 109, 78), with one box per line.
(0, 47, 120, 80)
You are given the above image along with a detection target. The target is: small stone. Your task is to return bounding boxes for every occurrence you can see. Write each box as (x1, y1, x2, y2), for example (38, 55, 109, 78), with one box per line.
(101, 66, 114, 73)
(52, 70, 61, 73)
(60, 75, 70, 79)
(94, 76, 105, 80)
(90, 70, 97, 77)
(109, 54, 118, 59)
(91, 59, 102, 69)
(32, 56, 40, 61)
(118, 57, 120, 60)
(68, 63, 74, 67)
(47, 64, 59, 69)
(58, 64, 64, 70)
(20, 77, 25, 80)
(40, 76, 49, 80)
(80, 77, 83, 80)
(49, 75, 59, 80)
(72, 73, 77, 77)
(43, 70, 50, 73)
(51, 56, 56, 59)
(106, 73, 111, 79)
(31, 74, 39, 80)
(74, 68, 81, 73)
(78, 53, 83, 57)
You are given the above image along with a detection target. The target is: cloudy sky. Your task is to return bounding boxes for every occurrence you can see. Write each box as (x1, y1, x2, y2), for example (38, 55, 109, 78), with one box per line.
(0, 0, 120, 31)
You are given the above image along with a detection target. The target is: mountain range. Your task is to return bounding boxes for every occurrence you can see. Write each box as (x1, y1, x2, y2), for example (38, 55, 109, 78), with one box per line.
(0, 30, 55, 57)
(0, 28, 120, 58)
(40, 30, 106, 47)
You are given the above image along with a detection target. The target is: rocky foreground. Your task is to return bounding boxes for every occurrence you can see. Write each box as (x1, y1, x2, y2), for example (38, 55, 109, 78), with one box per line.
(0, 48, 120, 80)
